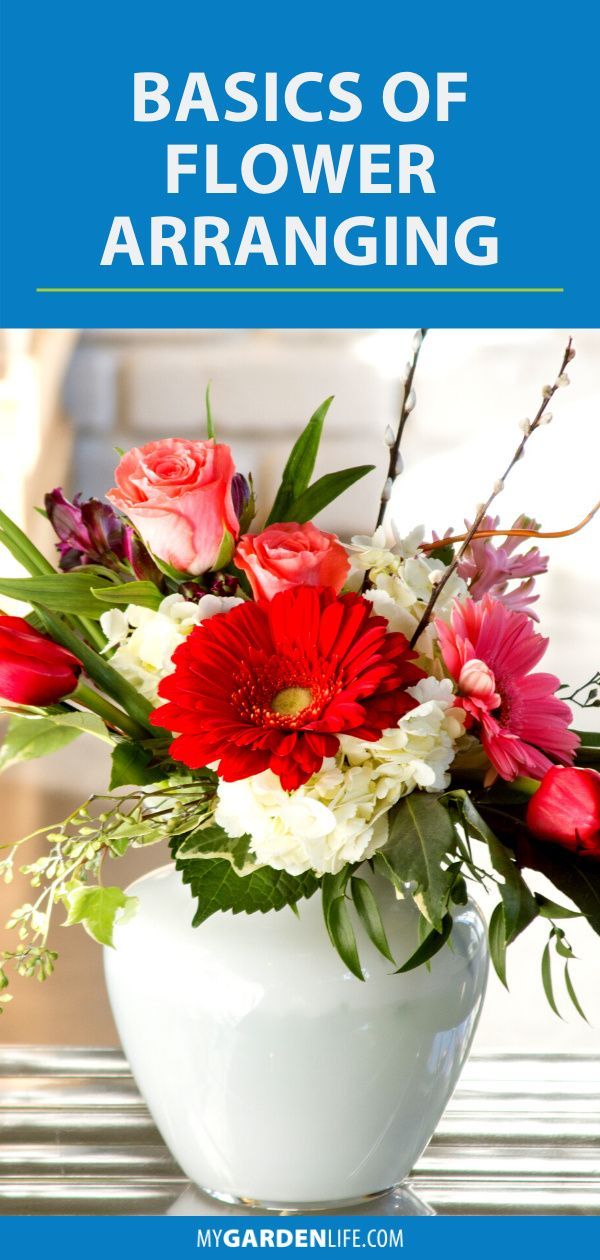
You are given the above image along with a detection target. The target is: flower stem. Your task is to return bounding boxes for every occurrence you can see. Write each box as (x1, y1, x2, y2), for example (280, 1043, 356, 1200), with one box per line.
(72, 681, 149, 742)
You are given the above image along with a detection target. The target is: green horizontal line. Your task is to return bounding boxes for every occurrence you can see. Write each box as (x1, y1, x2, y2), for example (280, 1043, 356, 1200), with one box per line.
(36, 286, 564, 295)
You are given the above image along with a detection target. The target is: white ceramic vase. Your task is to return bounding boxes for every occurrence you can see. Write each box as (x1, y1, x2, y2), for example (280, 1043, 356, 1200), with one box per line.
(105, 862, 488, 1210)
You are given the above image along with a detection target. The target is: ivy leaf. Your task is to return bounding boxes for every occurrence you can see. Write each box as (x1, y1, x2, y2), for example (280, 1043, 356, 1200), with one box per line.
(172, 838, 318, 924)
(284, 466, 375, 524)
(64, 886, 139, 947)
(383, 793, 458, 930)
(175, 821, 253, 871)
(350, 876, 395, 964)
(266, 397, 333, 525)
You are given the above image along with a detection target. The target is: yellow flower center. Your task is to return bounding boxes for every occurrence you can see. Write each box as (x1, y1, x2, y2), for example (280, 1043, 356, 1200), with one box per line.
(271, 686, 313, 717)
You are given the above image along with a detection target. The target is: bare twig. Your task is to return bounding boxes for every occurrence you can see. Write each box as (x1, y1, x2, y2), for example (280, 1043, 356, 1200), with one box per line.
(375, 329, 428, 532)
(359, 330, 428, 596)
(408, 337, 576, 650)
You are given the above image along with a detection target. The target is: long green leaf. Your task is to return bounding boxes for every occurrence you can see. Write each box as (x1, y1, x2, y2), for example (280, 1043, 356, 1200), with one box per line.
(326, 895, 364, 981)
(266, 397, 333, 524)
(0, 572, 113, 617)
(350, 876, 395, 964)
(488, 903, 508, 988)
(283, 466, 374, 524)
(396, 913, 453, 973)
(541, 938, 562, 1018)
(564, 961, 590, 1023)
(449, 791, 538, 943)
(91, 581, 162, 611)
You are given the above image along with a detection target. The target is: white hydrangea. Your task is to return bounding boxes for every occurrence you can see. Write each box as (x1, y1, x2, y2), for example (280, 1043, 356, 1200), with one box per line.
(100, 592, 243, 701)
(347, 526, 466, 656)
(214, 678, 464, 877)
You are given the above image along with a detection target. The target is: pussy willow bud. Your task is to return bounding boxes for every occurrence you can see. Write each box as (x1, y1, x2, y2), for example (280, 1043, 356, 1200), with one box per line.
(381, 477, 393, 502)
(519, 418, 532, 435)
(384, 424, 396, 447)
(404, 389, 416, 413)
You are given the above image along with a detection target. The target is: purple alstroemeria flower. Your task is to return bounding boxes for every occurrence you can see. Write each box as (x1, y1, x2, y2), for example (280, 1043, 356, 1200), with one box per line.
(45, 488, 158, 581)
(458, 514, 549, 619)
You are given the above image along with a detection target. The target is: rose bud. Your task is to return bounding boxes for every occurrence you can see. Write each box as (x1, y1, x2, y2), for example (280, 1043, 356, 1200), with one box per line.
(235, 521, 350, 601)
(0, 617, 82, 706)
(107, 439, 239, 576)
(526, 765, 600, 858)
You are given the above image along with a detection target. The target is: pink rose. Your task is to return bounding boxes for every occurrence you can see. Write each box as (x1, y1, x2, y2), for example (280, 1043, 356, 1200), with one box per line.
(235, 521, 350, 600)
(107, 439, 239, 575)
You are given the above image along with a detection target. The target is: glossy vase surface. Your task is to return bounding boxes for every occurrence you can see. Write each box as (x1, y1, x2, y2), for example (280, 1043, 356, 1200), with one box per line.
(105, 863, 488, 1209)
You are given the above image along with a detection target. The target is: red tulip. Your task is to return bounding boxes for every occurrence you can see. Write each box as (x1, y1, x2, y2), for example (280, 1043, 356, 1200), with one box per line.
(526, 765, 600, 858)
(0, 616, 82, 706)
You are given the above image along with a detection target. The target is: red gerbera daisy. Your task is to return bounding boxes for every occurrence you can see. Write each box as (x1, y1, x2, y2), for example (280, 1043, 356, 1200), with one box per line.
(151, 584, 424, 790)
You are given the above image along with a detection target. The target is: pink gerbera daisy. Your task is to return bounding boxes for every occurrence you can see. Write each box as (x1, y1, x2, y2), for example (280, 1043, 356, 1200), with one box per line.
(436, 595, 579, 782)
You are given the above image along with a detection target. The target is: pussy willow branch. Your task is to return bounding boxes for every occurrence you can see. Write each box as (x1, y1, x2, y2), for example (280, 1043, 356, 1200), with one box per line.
(408, 336, 575, 650)
(420, 499, 600, 551)
(375, 328, 428, 531)
(359, 329, 428, 597)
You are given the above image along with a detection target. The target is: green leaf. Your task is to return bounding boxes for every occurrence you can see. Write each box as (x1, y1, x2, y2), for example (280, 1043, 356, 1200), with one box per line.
(396, 912, 453, 973)
(283, 466, 374, 524)
(0, 715, 82, 773)
(350, 876, 395, 964)
(266, 397, 333, 525)
(541, 938, 562, 1018)
(564, 961, 590, 1023)
(534, 894, 581, 921)
(326, 894, 365, 981)
(575, 730, 600, 746)
(520, 838, 600, 937)
(109, 740, 164, 790)
(449, 791, 538, 942)
(172, 837, 318, 924)
(0, 572, 113, 618)
(205, 382, 215, 440)
(488, 902, 508, 988)
(384, 793, 458, 930)
(64, 886, 139, 947)
(91, 581, 163, 611)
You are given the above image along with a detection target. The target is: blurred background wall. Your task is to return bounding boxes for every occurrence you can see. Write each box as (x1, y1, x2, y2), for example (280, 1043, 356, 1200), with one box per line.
(0, 327, 598, 1050)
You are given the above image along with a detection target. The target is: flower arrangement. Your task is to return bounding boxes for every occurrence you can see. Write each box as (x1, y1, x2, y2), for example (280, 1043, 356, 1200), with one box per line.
(0, 333, 598, 1017)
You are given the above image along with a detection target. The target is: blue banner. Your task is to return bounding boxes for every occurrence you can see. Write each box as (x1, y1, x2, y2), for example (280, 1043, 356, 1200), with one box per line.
(0, 0, 598, 328)
(0, 1216, 600, 1253)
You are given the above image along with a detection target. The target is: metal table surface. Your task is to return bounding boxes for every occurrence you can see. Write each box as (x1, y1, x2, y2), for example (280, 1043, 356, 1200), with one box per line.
(0, 1049, 598, 1216)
